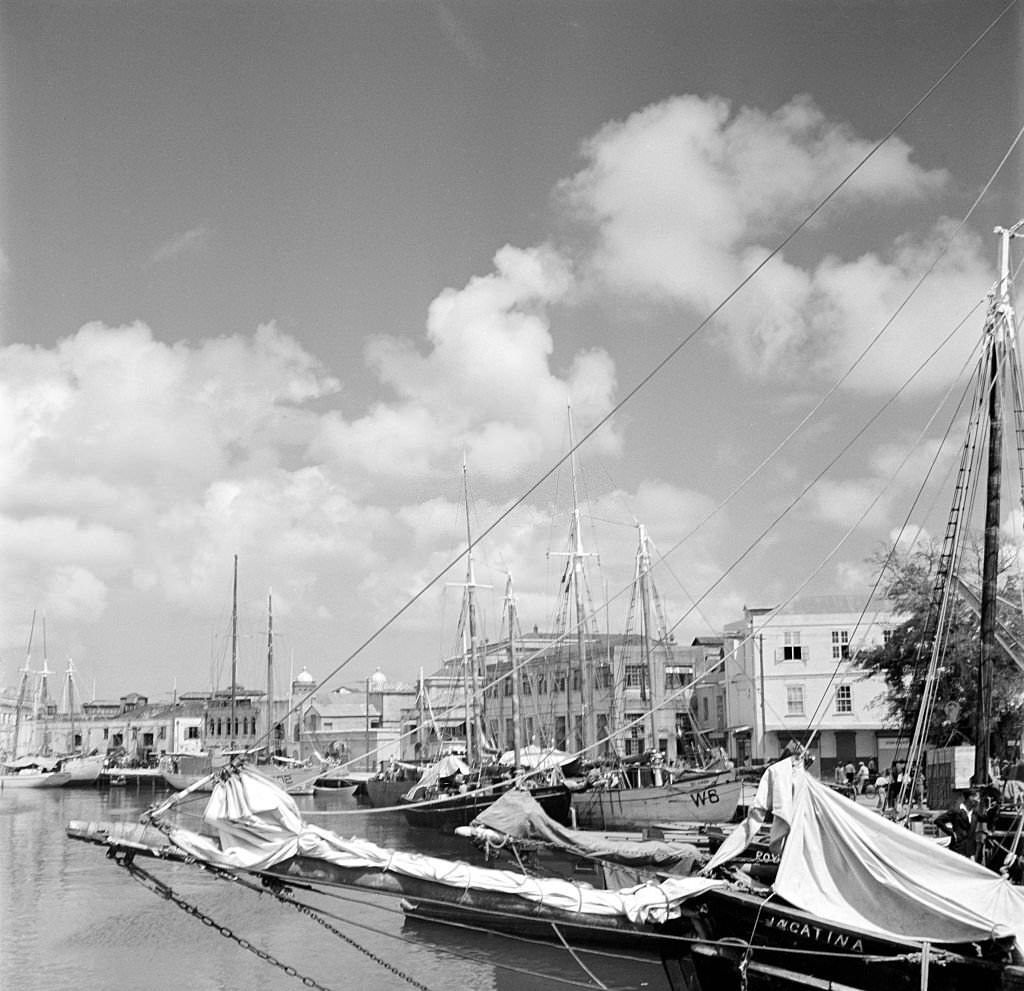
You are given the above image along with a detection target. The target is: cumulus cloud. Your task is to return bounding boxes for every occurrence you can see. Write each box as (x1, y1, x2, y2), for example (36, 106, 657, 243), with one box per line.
(562, 93, 986, 393)
(310, 243, 621, 483)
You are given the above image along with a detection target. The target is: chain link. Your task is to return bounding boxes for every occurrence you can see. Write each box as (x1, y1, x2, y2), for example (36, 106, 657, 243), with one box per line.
(262, 876, 435, 991)
(115, 852, 434, 991)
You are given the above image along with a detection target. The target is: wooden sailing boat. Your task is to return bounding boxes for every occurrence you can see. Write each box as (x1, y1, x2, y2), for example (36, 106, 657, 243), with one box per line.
(1, 612, 71, 789)
(572, 523, 743, 828)
(56, 659, 104, 784)
(64, 225, 1024, 991)
(159, 558, 321, 796)
(400, 462, 572, 831)
(685, 220, 1024, 990)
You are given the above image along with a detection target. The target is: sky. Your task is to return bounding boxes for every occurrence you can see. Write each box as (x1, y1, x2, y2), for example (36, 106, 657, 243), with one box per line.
(2, 0, 1023, 703)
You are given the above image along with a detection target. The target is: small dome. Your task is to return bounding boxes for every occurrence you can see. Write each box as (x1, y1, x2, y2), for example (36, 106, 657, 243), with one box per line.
(369, 667, 387, 689)
(295, 667, 315, 685)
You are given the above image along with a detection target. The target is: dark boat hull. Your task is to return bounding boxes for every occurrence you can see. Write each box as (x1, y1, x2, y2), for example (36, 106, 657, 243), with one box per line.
(682, 886, 1019, 991)
(401, 784, 572, 832)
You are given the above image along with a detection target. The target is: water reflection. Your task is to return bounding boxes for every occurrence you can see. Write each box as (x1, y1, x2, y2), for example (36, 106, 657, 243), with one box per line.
(2, 788, 671, 991)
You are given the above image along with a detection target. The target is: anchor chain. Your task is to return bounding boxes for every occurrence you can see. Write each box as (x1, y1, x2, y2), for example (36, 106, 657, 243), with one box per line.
(263, 878, 435, 991)
(114, 853, 434, 991)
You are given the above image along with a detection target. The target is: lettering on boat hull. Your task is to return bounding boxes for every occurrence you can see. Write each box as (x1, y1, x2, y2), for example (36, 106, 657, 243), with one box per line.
(761, 914, 865, 954)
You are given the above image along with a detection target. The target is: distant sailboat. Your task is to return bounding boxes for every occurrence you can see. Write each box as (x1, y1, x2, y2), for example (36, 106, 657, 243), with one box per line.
(159, 559, 321, 796)
(1, 612, 70, 789)
(56, 659, 104, 785)
(572, 523, 742, 829)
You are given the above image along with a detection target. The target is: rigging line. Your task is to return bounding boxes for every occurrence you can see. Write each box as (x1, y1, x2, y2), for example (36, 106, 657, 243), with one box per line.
(801, 336, 987, 743)
(263, 10, 1017, 734)
(657, 116, 1024, 612)
(648, 326, 987, 741)
(338, 331, 993, 783)
(662, 294, 993, 644)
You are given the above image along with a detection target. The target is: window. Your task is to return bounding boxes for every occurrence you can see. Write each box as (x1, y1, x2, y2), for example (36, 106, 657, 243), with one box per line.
(715, 696, 725, 728)
(835, 685, 853, 713)
(831, 630, 850, 660)
(701, 696, 710, 723)
(625, 713, 646, 756)
(882, 628, 893, 644)
(786, 685, 805, 716)
(780, 632, 803, 661)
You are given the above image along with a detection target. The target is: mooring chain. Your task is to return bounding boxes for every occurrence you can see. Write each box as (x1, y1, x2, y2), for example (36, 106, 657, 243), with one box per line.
(117, 855, 333, 989)
(261, 875, 436, 991)
(113, 852, 436, 991)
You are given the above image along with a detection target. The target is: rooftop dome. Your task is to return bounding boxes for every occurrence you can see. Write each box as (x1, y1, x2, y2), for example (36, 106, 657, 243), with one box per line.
(295, 667, 315, 685)
(368, 667, 387, 689)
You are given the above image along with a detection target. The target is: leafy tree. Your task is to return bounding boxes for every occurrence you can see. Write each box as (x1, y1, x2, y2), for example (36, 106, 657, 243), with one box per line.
(856, 540, 1024, 759)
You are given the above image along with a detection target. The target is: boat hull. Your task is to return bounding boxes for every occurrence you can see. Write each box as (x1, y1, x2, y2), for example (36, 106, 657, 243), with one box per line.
(682, 885, 1017, 991)
(402, 784, 572, 832)
(0, 770, 72, 789)
(363, 776, 421, 808)
(572, 774, 743, 829)
(163, 763, 322, 796)
(60, 754, 106, 784)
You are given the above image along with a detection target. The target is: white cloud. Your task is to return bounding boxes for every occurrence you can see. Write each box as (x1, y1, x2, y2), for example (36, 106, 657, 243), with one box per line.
(562, 93, 986, 394)
(310, 243, 621, 483)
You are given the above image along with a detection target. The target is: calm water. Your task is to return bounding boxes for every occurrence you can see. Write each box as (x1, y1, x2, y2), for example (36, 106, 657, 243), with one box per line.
(0, 783, 673, 991)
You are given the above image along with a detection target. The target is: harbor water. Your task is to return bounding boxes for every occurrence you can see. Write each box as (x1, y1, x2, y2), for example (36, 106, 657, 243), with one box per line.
(0, 782, 674, 991)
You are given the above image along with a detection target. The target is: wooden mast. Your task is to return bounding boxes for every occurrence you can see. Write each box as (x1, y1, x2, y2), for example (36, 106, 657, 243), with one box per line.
(503, 573, 523, 769)
(12, 610, 36, 761)
(637, 524, 659, 752)
(266, 589, 274, 758)
(975, 221, 1022, 786)
(230, 554, 238, 752)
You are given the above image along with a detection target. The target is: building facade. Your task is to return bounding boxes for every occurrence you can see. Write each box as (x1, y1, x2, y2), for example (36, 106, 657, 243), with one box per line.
(723, 595, 900, 774)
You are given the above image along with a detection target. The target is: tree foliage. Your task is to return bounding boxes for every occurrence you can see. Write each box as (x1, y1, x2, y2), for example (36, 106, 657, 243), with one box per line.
(856, 540, 1024, 757)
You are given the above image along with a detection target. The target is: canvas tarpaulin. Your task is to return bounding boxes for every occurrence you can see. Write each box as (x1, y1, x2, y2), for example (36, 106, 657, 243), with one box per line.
(705, 756, 1024, 949)
(469, 788, 704, 874)
(162, 765, 723, 925)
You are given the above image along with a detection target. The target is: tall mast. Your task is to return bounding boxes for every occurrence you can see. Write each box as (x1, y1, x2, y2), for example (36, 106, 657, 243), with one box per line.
(39, 615, 51, 755)
(637, 524, 659, 750)
(566, 405, 597, 752)
(976, 221, 1022, 786)
(64, 659, 77, 754)
(266, 588, 274, 757)
(504, 573, 523, 769)
(230, 554, 238, 751)
(461, 459, 487, 764)
(12, 611, 36, 760)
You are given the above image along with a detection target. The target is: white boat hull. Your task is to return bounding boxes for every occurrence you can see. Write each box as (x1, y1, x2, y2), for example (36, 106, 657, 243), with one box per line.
(60, 754, 106, 784)
(163, 763, 322, 796)
(0, 770, 72, 790)
(572, 774, 743, 829)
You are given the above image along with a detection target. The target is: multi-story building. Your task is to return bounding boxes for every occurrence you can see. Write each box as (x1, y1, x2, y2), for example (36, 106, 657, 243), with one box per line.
(723, 595, 901, 775)
(409, 628, 700, 765)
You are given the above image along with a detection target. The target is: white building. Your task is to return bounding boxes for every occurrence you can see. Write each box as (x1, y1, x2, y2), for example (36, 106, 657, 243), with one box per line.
(723, 595, 901, 775)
